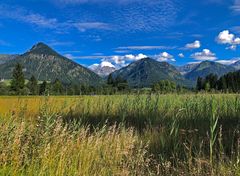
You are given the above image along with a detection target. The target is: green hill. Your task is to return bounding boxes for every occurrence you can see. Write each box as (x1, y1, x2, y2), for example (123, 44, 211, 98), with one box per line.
(0, 43, 103, 86)
(185, 61, 235, 82)
(0, 54, 19, 65)
(111, 58, 193, 88)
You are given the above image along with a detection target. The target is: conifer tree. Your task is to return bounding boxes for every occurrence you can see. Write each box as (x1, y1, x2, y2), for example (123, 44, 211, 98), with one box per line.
(10, 63, 25, 94)
(28, 75, 38, 95)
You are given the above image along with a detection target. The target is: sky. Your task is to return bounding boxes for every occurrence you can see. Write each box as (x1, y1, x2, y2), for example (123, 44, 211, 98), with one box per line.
(0, 0, 240, 68)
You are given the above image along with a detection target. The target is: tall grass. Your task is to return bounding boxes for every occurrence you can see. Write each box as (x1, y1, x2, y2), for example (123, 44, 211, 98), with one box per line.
(0, 94, 240, 175)
(0, 112, 151, 175)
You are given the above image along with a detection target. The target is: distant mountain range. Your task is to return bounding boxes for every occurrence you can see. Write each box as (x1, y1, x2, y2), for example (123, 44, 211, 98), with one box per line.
(185, 61, 236, 82)
(0, 54, 19, 65)
(176, 63, 199, 75)
(231, 60, 240, 70)
(0, 42, 239, 88)
(0, 43, 103, 85)
(111, 58, 193, 87)
(89, 61, 116, 77)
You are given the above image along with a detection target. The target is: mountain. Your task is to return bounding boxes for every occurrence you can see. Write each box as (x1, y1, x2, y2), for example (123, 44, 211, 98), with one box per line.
(0, 42, 103, 85)
(89, 61, 116, 77)
(185, 61, 235, 82)
(0, 54, 19, 65)
(231, 60, 240, 70)
(111, 57, 193, 87)
(177, 63, 199, 75)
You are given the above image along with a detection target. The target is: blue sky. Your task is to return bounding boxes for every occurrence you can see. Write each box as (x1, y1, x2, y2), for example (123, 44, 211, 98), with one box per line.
(0, 0, 240, 68)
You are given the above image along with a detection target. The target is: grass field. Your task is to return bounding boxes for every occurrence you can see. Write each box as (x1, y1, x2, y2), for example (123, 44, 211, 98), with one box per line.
(0, 94, 240, 175)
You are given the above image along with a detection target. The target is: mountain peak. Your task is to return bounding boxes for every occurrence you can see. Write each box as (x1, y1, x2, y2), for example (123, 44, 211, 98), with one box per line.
(111, 57, 190, 87)
(27, 42, 59, 56)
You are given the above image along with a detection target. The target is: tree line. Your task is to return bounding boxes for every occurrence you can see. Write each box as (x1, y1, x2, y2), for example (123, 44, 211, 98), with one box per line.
(196, 71, 240, 93)
(1, 63, 240, 95)
(0, 63, 130, 95)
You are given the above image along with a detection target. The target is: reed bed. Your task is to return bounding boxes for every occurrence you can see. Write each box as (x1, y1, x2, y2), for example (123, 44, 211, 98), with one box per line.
(0, 94, 239, 175)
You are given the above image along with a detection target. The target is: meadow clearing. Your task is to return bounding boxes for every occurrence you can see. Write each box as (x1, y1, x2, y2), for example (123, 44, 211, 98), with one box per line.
(0, 94, 240, 175)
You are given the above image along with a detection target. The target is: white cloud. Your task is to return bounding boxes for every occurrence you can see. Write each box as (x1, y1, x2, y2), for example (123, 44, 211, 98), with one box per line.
(217, 30, 235, 44)
(103, 53, 147, 68)
(100, 61, 115, 68)
(0, 5, 58, 29)
(231, 0, 240, 13)
(234, 37, 240, 44)
(178, 53, 184, 58)
(217, 59, 240, 65)
(154, 52, 175, 62)
(0, 4, 111, 33)
(216, 30, 240, 50)
(89, 61, 115, 70)
(74, 22, 111, 32)
(55, 0, 180, 32)
(116, 45, 176, 50)
(187, 61, 201, 64)
(185, 40, 201, 49)
(88, 63, 99, 70)
(226, 45, 237, 50)
(55, 0, 141, 5)
(191, 49, 217, 61)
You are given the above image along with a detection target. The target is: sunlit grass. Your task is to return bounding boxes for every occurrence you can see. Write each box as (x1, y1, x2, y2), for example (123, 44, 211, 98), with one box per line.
(0, 94, 239, 175)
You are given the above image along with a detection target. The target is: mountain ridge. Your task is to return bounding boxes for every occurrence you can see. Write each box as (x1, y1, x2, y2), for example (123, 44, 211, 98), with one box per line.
(111, 57, 193, 87)
(0, 42, 103, 85)
(185, 61, 236, 82)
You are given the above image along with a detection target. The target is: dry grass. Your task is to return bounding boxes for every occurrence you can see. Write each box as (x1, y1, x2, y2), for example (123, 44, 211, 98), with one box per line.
(0, 94, 240, 175)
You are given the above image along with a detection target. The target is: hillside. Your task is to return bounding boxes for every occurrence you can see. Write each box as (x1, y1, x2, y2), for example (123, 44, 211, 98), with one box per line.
(0, 43, 103, 85)
(185, 61, 235, 82)
(89, 61, 116, 77)
(111, 57, 193, 87)
(177, 63, 199, 75)
(231, 60, 240, 70)
(0, 54, 19, 65)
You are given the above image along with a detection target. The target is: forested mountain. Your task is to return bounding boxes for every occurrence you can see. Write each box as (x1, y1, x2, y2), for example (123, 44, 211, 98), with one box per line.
(231, 60, 240, 70)
(0, 54, 19, 65)
(177, 63, 199, 75)
(0, 43, 103, 85)
(185, 61, 235, 82)
(111, 57, 193, 87)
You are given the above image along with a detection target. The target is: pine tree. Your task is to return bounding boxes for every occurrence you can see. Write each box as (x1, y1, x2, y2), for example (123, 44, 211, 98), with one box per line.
(28, 75, 38, 95)
(10, 63, 25, 94)
(196, 77, 203, 91)
(52, 79, 63, 95)
(39, 81, 47, 95)
(107, 74, 114, 85)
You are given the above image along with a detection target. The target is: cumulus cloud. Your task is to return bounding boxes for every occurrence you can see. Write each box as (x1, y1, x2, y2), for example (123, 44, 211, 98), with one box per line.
(178, 53, 184, 58)
(191, 49, 217, 61)
(93, 53, 147, 68)
(217, 30, 240, 50)
(217, 30, 235, 44)
(153, 52, 175, 62)
(89, 61, 115, 70)
(185, 40, 201, 49)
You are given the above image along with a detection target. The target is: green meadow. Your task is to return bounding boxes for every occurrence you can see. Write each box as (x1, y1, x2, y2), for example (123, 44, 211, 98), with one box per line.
(0, 94, 239, 175)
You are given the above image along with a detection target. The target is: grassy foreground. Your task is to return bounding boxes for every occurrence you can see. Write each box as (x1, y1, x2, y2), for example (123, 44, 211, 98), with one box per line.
(0, 94, 240, 175)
